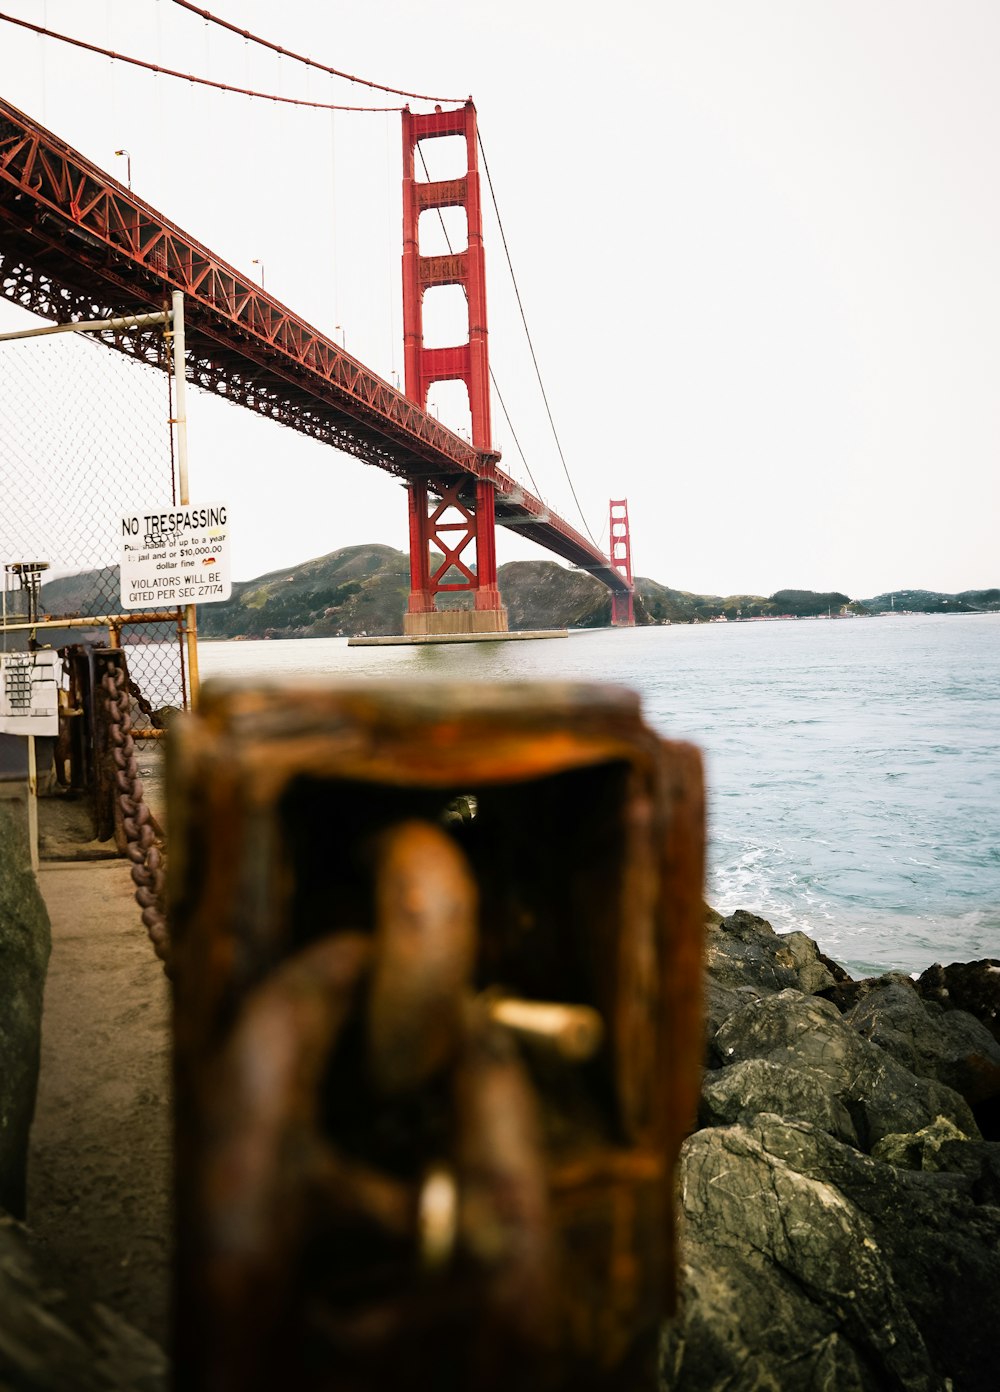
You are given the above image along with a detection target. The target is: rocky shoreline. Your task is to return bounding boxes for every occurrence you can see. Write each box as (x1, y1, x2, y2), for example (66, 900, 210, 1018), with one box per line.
(664, 908, 1000, 1391)
(3, 833, 998, 1387)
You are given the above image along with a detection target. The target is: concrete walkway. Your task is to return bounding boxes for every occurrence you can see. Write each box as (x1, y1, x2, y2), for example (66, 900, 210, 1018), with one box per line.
(30, 858, 172, 1348)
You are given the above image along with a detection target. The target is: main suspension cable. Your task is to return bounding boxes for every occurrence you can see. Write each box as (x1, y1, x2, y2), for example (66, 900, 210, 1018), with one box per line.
(0, 12, 403, 112)
(170, 1, 464, 105)
(3, 6, 598, 545)
(477, 129, 599, 547)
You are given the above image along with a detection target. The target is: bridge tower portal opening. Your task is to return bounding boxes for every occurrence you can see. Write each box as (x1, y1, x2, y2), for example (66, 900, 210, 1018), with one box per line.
(401, 102, 508, 636)
(609, 499, 635, 627)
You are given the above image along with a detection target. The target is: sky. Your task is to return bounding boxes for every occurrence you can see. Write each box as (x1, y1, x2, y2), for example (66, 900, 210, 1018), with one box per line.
(1, 0, 999, 599)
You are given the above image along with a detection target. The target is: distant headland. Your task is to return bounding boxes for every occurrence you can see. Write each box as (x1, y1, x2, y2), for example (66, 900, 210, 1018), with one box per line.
(36, 546, 1000, 640)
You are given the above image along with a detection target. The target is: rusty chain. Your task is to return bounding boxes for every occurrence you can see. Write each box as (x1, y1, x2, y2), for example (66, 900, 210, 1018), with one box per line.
(126, 673, 157, 722)
(101, 662, 171, 970)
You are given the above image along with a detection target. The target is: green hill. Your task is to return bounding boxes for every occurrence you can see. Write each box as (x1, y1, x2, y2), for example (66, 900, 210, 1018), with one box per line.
(196, 544, 410, 639)
(634, 582, 858, 623)
(498, 561, 609, 629)
(203, 550, 613, 637)
(861, 589, 1000, 614)
(38, 566, 119, 616)
(29, 546, 999, 637)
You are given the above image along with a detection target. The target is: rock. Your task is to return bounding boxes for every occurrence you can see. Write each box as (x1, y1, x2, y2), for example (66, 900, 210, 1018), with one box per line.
(669, 912, 1000, 1390)
(815, 945, 853, 984)
(0, 1210, 167, 1390)
(869, 1122, 1000, 1199)
(712, 988, 979, 1149)
(871, 1114, 973, 1170)
(843, 972, 1000, 1107)
(819, 972, 898, 1013)
(661, 1123, 934, 1390)
(746, 1115, 1000, 1392)
(0, 795, 51, 1217)
(705, 910, 837, 997)
(702, 981, 761, 1064)
(915, 959, 1000, 1044)
(151, 705, 182, 730)
(713, 986, 847, 1062)
(777, 929, 841, 994)
(700, 1057, 859, 1145)
(934, 1139, 1000, 1204)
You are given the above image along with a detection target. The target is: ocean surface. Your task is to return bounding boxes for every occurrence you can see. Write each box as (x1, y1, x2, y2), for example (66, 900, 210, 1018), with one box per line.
(197, 614, 1000, 978)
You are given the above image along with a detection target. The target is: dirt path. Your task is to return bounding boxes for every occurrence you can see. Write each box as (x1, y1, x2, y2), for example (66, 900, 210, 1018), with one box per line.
(29, 859, 172, 1349)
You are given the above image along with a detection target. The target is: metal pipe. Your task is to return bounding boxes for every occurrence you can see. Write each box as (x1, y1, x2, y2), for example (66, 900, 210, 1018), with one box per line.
(486, 997, 605, 1061)
(27, 734, 38, 873)
(0, 612, 181, 631)
(172, 291, 190, 505)
(0, 310, 171, 342)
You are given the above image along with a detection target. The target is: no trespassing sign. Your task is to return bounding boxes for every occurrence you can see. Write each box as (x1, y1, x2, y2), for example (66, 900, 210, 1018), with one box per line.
(120, 503, 231, 610)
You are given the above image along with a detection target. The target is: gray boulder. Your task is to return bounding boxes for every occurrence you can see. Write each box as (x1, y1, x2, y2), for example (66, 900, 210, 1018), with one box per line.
(0, 795, 51, 1217)
(700, 1056, 859, 1145)
(674, 910, 1000, 1391)
(704, 911, 837, 998)
(932, 1138, 1000, 1203)
(747, 1115, 1000, 1391)
(0, 1211, 167, 1390)
(661, 1123, 934, 1391)
(843, 972, 1000, 1107)
(713, 988, 979, 1149)
(916, 959, 1000, 1043)
(703, 981, 762, 1064)
(151, 705, 182, 730)
(869, 1119, 1000, 1204)
(871, 1115, 973, 1170)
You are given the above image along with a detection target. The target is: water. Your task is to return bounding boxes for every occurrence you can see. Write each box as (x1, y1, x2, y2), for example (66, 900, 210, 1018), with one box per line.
(198, 614, 1000, 978)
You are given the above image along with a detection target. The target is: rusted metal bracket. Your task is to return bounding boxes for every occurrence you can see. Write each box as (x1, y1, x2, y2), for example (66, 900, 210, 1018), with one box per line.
(167, 681, 705, 1390)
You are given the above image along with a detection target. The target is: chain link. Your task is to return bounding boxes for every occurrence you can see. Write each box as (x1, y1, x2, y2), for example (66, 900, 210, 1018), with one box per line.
(102, 663, 171, 971)
(126, 673, 157, 722)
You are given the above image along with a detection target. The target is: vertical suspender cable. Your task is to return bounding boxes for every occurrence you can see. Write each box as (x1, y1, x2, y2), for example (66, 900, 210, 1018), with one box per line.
(477, 130, 598, 548)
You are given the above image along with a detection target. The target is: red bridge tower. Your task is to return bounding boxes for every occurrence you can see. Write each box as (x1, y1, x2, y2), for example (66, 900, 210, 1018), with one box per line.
(401, 102, 508, 636)
(609, 499, 635, 627)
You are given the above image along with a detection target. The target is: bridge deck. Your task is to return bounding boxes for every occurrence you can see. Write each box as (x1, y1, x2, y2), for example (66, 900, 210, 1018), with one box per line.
(0, 98, 627, 593)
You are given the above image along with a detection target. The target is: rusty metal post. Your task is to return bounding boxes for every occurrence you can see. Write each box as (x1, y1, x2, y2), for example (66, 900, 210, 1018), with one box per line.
(167, 681, 705, 1391)
(89, 648, 128, 845)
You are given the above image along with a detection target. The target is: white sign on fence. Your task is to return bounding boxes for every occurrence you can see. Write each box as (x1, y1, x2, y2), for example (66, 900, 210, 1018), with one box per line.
(120, 502, 231, 610)
(0, 650, 60, 736)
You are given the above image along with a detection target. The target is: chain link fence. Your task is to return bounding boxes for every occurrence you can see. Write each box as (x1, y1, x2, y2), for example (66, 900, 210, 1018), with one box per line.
(0, 322, 187, 741)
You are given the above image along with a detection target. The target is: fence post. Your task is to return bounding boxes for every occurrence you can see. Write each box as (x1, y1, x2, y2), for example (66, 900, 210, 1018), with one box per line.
(171, 290, 201, 707)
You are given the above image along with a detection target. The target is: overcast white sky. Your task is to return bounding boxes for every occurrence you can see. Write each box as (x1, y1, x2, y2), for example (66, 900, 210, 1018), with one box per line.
(1, 0, 999, 598)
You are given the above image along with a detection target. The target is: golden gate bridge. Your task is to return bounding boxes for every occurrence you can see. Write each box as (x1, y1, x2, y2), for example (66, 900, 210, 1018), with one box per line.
(0, 7, 635, 634)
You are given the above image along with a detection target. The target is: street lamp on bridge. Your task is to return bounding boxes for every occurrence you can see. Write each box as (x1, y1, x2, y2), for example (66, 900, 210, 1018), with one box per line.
(113, 148, 131, 190)
(251, 258, 265, 289)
